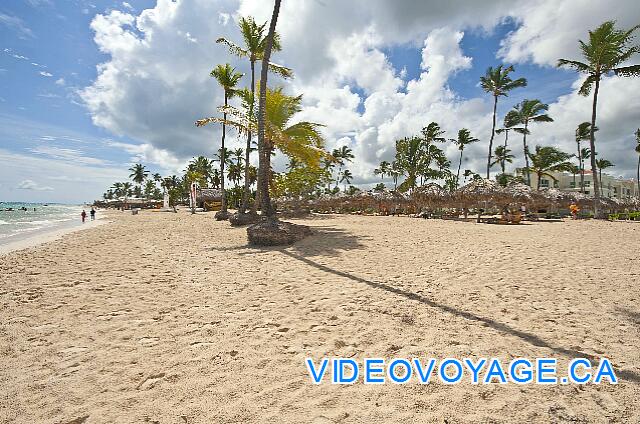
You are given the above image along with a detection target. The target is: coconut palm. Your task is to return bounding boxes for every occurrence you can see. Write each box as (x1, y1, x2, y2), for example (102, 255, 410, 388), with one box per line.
(491, 145, 515, 174)
(526, 146, 573, 190)
(332, 145, 354, 188)
(558, 21, 640, 214)
(575, 122, 598, 193)
(210, 63, 243, 217)
(374, 160, 391, 181)
(340, 169, 353, 191)
(504, 99, 554, 186)
(188, 156, 215, 183)
(635, 128, 640, 196)
(197, 87, 326, 214)
(217, 16, 291, 213)
(480, 65, 527, 178)
(451, 128, 479, 187)
(128, 163, 148, 187)
(595, 158, 614, 193)
(121, 182, 133, 198)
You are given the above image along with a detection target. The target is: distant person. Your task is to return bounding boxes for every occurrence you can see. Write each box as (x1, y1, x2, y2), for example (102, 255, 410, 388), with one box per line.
(90, 207, 96, 221)
(81, 210, 87, 223)
(569, 203, 580, 219)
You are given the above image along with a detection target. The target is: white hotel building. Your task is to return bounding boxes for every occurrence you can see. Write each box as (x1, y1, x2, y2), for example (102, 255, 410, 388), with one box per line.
(515, 169, 638, 200)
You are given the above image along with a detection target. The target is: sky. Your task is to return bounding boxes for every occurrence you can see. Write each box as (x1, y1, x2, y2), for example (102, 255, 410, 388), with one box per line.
(1, 0, 639, 203)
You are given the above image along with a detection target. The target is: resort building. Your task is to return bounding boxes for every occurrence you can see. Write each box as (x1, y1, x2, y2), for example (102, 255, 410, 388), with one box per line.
(514, 169, 639, 200)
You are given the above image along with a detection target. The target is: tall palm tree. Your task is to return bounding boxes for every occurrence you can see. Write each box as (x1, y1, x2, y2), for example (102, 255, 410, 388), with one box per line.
(491, 145, 515, 174)
(210, 63, 243, 218)
(575, 122, 598, 193)
(635, 128, 640, 196)
(374, 160, 391, 181)
(480, 65, 527, 178)
(333, 145, 354, 188)
(558, 21, 640, 215)
(340, 169, 353, 191)
(197, 87, 326, 213)
(121, 182, 133, 198)
(255, 0, 282, 217)
(217, 16, 291, 213)
(504, 99, 554, 186)
(526, 146, 573, 190)
(567, 163, 581, 188)
(451, 128, 479, 187)
(128, 163, 148, 187)
(595, 158, 614, 194)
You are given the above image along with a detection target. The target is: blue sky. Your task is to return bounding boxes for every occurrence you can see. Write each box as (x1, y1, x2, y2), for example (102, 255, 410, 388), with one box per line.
(1, 1, 638, 203)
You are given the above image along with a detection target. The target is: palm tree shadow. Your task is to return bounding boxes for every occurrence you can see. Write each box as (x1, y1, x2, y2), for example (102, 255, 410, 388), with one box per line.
(207, 224, 368, 258)
(279, 249, 640, 384)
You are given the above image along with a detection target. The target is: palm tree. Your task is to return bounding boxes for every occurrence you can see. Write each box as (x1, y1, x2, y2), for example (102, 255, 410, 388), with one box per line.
(526, 146, 573, 190)
(128, 163, 148, 187)
(390, 161, 401, 191)
(635, 128, 640, 196)
(491, 145, 515, 174)
(567, 164, 581, 188)
(451, 128, 479, 187)
(340, 169, 353, 191)
(217, 16, 291, 213)
(374, 160, 391, 181)
(121, 182, 133, 198)
(197, 87, 326, 215)
(480, 65, 527, 178)
(558, 21, 640, 215)
(504, 99, 554, 186)
(575, 122, 598, 193)
(188, 156, 215, 183)
(595, 158, 614, 194)
(210, 63, 243, 217)
(332, 145, 354, 188)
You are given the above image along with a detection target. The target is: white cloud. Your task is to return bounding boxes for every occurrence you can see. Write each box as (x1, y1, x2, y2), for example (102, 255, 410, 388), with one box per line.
(17, 179, 53, 191)
(78, 0, 640, 188)
(29, 146, 111, 166)
(499, 0, 640, 66)
(39, 71, 53, 77)
(0, 13, 35, 39)
(0, 149, 127, 203)
(55, 77, 65, 86)
(122, 2, 134, 11)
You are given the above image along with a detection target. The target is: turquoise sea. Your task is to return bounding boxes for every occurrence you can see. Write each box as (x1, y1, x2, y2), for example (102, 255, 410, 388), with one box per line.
(0, 202, 87, 244)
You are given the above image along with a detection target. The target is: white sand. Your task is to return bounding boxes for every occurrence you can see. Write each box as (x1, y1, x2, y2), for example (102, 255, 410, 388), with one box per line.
(1, 210, 639, 423)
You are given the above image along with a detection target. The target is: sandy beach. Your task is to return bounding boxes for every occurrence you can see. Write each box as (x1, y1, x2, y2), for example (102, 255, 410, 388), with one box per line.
(1, 211, 639, 423)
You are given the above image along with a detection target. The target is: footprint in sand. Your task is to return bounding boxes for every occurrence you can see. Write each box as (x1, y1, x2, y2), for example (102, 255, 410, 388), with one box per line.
(138, 337, 160, 347)
(137, 372, 166, 390)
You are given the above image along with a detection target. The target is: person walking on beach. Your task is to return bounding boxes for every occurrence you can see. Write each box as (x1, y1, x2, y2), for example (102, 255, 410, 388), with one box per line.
(81, 210, 87, 223)
(90, 207, 96, 221)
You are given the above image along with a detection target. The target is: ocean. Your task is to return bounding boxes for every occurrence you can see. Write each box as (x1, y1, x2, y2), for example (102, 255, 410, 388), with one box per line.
(0, 202, 89, 244)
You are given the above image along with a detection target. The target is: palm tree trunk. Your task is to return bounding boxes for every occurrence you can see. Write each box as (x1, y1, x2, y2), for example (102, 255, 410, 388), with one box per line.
(220, 93, 228, 213)
(590, 77, 601, 217)
(456, 149, 463, 187)
(637, 156, 640, 197)
(504, 129, 509, 149)
(240, 59, 256, 214)
(523, 121, 531, 186)
(486, 95, 498, 179)
(577, 141, 584, 193)
(256, 0, 280, 218)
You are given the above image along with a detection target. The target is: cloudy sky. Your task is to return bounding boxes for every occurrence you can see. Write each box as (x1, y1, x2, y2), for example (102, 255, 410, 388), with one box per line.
(1, 0, 639, 203)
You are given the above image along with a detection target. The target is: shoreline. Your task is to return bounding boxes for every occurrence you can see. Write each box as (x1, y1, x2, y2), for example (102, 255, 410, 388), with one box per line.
(0, 215, 109, 256)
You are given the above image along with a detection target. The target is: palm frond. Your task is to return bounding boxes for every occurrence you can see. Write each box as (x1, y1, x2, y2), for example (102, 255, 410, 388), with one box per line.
(215, 37, 250, 58)
(613, 64, 640, 77)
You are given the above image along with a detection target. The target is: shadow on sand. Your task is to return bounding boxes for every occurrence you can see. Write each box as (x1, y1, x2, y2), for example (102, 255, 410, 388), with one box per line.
(212, 221, 640, 383)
